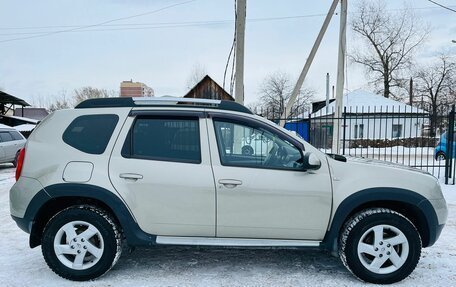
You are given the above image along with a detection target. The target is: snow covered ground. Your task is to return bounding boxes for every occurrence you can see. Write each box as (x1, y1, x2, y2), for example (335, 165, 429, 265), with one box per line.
(0, 164, 455, 287)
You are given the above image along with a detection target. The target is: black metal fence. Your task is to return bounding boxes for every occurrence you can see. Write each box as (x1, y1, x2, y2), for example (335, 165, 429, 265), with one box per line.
(252, 104, 455, 185)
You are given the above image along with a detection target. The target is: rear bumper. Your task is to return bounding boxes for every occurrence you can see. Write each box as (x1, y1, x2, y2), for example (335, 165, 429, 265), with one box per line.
(11, 215, 32, 234)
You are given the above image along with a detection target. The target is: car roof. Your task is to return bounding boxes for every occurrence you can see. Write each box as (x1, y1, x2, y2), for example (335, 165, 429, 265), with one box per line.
(75, 97, 253, 115)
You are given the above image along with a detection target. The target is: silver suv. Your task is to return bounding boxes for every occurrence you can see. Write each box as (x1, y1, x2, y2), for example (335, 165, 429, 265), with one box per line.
(10, 98, 447, 284)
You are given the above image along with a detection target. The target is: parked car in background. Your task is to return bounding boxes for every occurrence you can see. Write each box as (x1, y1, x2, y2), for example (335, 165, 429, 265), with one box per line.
(0, 126, 26, 166)
(434, 131, 456, 160)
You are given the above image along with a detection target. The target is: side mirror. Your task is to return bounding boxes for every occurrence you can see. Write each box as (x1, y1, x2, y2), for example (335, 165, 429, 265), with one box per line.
(302, 152, 321, 170)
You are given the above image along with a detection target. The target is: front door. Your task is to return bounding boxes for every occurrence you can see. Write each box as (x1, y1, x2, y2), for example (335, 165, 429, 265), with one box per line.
(109, 112, 216, 236)
(208, 115, 332, 240)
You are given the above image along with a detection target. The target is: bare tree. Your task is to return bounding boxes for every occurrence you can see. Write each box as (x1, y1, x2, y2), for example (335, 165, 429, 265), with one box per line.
(256, 72, 314, 119)
(73, 87, 117, 105)
(48, 90, 72, 112)
(414, 55, 456, 136)
(186, 63, 207, 90)
(350, 0, 428, 99)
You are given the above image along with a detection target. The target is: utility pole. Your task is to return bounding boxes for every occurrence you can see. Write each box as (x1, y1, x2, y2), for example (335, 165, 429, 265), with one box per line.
(234, 0, 246, 105)
(280, 0, 339, 126)
(331, 0, 347, 154)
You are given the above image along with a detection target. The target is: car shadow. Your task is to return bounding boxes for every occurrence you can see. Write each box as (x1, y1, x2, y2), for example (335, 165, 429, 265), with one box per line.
(108, 245, 356, 284)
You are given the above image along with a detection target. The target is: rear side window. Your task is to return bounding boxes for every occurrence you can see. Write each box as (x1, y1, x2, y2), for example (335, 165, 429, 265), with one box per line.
(122, 117, 201, 164)
(0, 132, 14, 142)
(9, 131, 24, 140)
(63, 114, 119, 154)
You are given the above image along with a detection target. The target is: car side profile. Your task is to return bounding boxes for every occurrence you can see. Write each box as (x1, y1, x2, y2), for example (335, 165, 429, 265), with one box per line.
(434, 131, 456, 160)
(0, 126, 26, 166)
(10, 98, 447, 284)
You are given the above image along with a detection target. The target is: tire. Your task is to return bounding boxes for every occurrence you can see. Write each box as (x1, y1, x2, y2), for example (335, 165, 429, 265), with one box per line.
(42, 205, 122, 281)
(241, 145, 254, 156)
(435, 151, 446, 161)
(339, 208, 421, 284)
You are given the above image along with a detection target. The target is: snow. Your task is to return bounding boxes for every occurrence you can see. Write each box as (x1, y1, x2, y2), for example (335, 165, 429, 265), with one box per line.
(313, 89, 426, 117)
(0, 165, 455, 286)
(13, 124, 36, 132)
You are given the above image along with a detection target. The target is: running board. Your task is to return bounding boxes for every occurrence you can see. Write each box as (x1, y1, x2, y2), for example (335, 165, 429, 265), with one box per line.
(155, 236, 320, 247)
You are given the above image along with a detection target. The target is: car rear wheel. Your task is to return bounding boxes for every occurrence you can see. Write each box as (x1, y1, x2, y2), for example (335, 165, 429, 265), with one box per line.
(435, 151, 446, 161)
(339, 208, 421, 284)
(42, 205, 122, 281)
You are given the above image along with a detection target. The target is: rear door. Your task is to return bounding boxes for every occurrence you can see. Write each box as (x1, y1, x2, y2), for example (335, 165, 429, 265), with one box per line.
(109, 111, 216, 237)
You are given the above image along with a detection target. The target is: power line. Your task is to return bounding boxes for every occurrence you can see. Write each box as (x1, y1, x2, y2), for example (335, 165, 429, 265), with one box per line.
(0, 4, 453, 33)
(426, 0, 456, 13)
(0, 4, 455, 41)
(0, 0, 197, 43)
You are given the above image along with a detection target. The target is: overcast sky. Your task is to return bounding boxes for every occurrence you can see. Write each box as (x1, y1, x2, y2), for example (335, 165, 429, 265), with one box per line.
(0, 0, 455, 106)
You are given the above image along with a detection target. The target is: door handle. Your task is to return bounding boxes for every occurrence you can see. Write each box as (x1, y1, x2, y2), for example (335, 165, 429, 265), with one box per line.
(218, 179, 242, 189)
(119, 173, 143, 181)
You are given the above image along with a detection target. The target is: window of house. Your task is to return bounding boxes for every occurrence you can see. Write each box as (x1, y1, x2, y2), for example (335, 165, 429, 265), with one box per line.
(392, 124, 403, 138)
(63, 114, 119, 154)
(354, 124, 364, 139)
(213, 119, 303, 170)
(123, 117, 201, 164)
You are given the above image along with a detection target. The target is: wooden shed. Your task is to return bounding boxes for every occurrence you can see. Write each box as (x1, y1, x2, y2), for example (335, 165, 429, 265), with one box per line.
(184, 75, 234, 101)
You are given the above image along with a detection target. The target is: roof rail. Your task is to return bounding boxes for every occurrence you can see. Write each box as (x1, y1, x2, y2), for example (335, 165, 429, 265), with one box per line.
(132, 97, 221, 105)
(74, 97, 253, 114)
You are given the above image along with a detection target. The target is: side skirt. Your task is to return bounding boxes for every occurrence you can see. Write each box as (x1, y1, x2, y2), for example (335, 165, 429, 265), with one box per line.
(155, 236, 321, 247)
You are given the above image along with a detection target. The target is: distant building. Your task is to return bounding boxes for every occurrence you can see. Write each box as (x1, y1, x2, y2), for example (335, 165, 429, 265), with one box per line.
(120, 80, 154, 97)
(14, 107, 48, 121)
(184, 75, 234, 101)
(311, 89, 428, 144)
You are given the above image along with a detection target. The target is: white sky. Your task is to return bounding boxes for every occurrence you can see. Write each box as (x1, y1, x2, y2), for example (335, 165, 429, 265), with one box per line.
(0, 0, 455, 106)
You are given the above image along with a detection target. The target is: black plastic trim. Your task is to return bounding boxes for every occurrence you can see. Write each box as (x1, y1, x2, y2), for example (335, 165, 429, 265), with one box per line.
(21, 183, 156, 248)
(322, 187, 441, 253)
(75, 97, 253, 114)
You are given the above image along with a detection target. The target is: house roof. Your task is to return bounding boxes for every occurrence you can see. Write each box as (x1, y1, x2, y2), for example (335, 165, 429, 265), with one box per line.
(13, 107, 49, 120)
(184, 75, 234, 101)
(312, 89, 427, 117)
(0, 91, 30, 106)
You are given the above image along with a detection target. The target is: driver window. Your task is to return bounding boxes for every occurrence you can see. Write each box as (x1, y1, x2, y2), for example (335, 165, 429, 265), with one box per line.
(213, 119, 303, 170)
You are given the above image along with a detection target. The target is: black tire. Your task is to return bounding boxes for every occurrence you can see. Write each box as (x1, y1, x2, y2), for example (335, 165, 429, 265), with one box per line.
(12, 151, 20, 167)
(42, 205, 122, 281)
(241, 145, 254, 156)
(435, 151, 446, 161)
(339, 208, 421, 284)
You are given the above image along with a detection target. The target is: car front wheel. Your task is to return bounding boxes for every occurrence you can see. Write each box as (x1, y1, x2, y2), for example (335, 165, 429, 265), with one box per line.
(339, 208, 421, 284)
(42, 205, 122, 281)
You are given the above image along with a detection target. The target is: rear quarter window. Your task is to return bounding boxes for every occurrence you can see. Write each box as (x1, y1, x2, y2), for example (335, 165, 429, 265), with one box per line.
(62, 114, 119, 154)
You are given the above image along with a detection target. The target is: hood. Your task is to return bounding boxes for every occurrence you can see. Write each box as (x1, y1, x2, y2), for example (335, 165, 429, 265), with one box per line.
(343, 156, 433, 176)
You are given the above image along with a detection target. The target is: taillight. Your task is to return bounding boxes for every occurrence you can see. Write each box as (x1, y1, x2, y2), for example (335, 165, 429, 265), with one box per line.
(15, 148, 26, 181)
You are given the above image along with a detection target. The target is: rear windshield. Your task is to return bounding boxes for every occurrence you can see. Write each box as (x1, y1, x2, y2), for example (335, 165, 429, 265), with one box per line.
(62, 114, 119, 154)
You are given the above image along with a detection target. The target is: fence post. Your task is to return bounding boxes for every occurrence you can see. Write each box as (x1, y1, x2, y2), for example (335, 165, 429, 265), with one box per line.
(445, 105, 455, 184)
(342, 107, 347, 155)
(308, 113, 312, 144)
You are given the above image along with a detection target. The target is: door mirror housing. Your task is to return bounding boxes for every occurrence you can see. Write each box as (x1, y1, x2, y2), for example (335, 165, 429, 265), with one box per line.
(302, 152, 321, 170)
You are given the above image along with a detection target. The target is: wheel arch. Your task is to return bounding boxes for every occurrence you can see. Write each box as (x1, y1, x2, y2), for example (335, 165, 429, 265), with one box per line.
(322, 187, 439, 255)
(25, 183, 156, 248)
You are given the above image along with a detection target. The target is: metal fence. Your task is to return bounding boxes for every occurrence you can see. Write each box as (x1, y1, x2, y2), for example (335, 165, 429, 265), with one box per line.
(253, 104, 455, 185)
